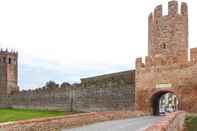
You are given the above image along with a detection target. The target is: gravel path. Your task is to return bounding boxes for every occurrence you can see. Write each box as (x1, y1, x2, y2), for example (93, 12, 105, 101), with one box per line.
(62, 116, 161, 131)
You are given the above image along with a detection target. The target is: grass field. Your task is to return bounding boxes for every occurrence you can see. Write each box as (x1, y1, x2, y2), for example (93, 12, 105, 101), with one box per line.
(185, 115, 197, 131)
(0, 108, 69, 123)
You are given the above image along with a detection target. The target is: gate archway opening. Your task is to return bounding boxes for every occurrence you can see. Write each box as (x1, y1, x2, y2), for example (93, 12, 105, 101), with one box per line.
(152, 91, 179, 116)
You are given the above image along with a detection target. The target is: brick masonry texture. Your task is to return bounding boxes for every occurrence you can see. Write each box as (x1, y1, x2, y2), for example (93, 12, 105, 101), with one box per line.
(0, 111, 146, 131)
(144, 111, 186, 131)
(135, 1, 197, 114)
(0, 50, 19, 96)
(0, 70, 135, 112)
(148, 1, 188, 63)
(135, 60, 197, 113)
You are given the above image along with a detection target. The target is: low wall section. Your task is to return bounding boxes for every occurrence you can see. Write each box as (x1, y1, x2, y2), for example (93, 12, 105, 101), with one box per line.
(145, 111, 186, 131)
(0, 111, 145, 131)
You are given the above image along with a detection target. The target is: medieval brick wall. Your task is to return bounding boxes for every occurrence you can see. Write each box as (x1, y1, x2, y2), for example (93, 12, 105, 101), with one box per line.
(0, 70, 135, 112)
(74, 70, 135, 111)
(135, 49, 197, 113)
(148, 1, 188, 63)
(135, 1, 197, 114)
(0, 50, 18, 96)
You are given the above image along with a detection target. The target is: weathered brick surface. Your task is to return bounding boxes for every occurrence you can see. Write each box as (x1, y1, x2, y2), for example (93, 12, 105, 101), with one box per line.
(135, 61, 197, 113)
(135, 1, 197, 114)
(0, 70, 135, 112)
(0, 111, 145, 131)
(144, 111, 186, 131)
(148, 1, 188, 63)
(0, 50, 19, 96)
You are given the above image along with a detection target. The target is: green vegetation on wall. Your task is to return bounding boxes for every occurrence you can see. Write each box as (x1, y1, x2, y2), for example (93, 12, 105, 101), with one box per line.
(185, 115, 197, 131)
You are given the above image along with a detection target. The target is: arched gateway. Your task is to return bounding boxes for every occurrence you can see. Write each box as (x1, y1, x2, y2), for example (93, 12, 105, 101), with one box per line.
(151, 91, 179, 115)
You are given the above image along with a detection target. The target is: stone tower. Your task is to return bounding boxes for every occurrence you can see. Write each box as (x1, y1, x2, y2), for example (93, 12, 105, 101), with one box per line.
(0, 49, 19, 96)
(148, 1, 188, 63)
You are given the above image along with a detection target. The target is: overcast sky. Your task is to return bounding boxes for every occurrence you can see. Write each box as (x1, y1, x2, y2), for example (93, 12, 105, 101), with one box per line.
(0, 0, 196, 90)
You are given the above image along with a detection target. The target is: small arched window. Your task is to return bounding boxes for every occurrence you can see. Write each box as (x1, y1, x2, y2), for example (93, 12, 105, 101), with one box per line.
(155, 20, 158, 24)
(3, 57, 6, 63)
(8, 58, 12, 64)
(161, 43, 167, 49)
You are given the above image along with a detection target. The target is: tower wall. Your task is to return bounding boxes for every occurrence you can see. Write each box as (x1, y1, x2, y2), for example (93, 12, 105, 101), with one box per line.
(0, 50, 18, 96)
(135, 1, 197, 114)
(148, 1, 188, 63)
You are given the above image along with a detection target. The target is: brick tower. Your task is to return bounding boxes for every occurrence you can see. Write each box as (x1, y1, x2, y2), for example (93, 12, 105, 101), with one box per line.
(148, 1, 188, 63)
(0, 49, 19, 96)
(135, 1, 193, 114)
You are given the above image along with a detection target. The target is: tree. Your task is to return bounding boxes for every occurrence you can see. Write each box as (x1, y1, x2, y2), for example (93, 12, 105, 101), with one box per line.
(60, 82, 71, 88)
(45, 81, 59, 88)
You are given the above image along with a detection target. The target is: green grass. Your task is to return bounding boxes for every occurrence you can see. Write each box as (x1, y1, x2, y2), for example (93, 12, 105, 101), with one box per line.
(185, 115, 197, 131)
(0, 108, 70, 123)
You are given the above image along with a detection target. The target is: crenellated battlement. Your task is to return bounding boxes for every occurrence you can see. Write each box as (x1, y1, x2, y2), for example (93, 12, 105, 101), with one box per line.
(136, 47, 197, 69)
(149, 1, 188, 29)
(136, 56, 171, 69)
(168, 0, 178, 17)
(0, 48, 18, 55)
(150, 1, 188, 21)
(136, 56, 179, 69)
(0, 48, 18, 65)
(181, 2, 188, 16)
(16, 85, 73, 96)
(154, 5, 162, 19)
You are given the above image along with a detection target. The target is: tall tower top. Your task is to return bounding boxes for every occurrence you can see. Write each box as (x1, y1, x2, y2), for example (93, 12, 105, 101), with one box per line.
(0, 48, 19, 96)
(148, 0, 188, 63)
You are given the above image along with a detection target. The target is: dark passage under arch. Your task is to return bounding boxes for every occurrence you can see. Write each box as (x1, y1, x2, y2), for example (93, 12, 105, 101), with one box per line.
(152, 91, 179, 116)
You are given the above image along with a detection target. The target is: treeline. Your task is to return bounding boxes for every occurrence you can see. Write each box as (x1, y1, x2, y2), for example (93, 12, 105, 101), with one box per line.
(19, 81, 81, 93)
